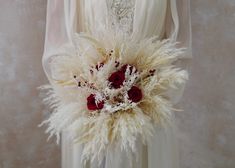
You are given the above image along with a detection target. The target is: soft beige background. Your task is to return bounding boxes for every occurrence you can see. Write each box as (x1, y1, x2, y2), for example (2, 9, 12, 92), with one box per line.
(0, 0, 234, 168)
(0, 1, 60, 168)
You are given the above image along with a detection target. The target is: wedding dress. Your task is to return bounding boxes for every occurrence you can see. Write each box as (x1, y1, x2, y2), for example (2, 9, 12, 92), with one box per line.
(42, 0, 192, 168)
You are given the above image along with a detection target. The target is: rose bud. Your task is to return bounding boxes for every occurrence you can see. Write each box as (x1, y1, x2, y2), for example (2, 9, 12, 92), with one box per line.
(87, 94, 104, 110)
(120, 64, 137, 75)
(108, 70, 125, 89)
(95, 62, 104, 70)
(127, 86, 142, 103)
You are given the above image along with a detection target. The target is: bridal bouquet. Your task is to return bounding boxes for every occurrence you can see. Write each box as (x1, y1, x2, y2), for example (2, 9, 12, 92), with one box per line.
(41, 31, 188, 164)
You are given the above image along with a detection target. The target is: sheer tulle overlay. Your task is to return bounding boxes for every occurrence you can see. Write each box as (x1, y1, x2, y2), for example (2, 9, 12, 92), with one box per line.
(42, 0, 192, 167)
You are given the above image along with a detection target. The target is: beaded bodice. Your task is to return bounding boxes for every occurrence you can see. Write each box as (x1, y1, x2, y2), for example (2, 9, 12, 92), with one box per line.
(107, 0, 136, 35)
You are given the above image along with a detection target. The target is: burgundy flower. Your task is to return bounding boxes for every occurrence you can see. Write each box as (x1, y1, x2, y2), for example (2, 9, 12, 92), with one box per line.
(108, 70, 125, 89)
(90, 62, 104, 75)
(120, 64, 137, 74)
(121, 64, 131, 73)
(87, 94, 104, 110)
(95, 62, 104, 70)
(127, 86, 142, 103)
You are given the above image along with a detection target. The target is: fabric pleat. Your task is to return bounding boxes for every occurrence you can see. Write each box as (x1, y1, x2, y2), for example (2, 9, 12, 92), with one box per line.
(148, 123, 180, 168)
(132, 0, 167, 41)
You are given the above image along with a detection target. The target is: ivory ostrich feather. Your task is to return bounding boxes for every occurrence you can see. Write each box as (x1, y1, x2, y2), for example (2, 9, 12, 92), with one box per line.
(40, 31, 188, 164)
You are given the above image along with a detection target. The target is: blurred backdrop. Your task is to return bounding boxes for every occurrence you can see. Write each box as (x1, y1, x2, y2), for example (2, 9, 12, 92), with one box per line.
(0, 0, 234, 168)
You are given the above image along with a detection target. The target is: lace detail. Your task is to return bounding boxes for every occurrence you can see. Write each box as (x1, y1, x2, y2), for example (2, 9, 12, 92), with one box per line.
(107, 0, 136, 35)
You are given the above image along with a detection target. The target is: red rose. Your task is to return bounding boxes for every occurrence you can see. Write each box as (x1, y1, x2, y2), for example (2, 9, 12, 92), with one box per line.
(127, 86, 142, 103)
(108, 70, 125, 89)
(87, 94, 104, 110)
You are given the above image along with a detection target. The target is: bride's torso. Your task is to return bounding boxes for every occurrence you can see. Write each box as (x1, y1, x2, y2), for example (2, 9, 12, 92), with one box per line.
(77, 0, 170, 41)
(48, 1, 191, 168)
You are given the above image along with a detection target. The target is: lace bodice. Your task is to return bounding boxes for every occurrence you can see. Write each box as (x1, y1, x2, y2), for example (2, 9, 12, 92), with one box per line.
(107, 0, 136, 35)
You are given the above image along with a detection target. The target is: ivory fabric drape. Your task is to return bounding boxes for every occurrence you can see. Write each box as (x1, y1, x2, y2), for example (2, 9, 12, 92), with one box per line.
(42, 0, 192, 167)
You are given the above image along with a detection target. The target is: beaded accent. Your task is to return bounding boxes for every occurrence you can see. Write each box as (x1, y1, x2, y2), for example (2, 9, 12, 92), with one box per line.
(107, 0, 136, 35)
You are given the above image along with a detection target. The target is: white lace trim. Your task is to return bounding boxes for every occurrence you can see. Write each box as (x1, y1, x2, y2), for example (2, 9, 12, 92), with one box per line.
(107, 0, 136, 35)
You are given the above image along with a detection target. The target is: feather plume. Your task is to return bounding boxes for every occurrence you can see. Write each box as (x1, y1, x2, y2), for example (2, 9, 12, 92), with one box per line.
(40, 32, 188, 164)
